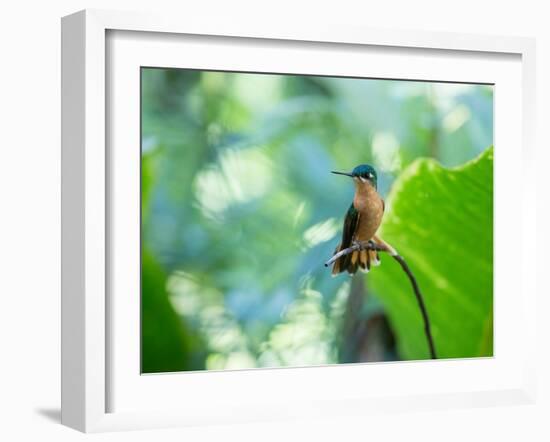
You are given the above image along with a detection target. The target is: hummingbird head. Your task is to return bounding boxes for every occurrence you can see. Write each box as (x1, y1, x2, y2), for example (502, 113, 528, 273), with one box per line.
(331, 164, 378, 189)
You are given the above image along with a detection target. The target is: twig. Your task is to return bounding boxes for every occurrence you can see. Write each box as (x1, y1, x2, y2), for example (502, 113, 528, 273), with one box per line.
(325, 241, 437, 359)
(324, 242, 385, 268)
(391, 254, 437, 359)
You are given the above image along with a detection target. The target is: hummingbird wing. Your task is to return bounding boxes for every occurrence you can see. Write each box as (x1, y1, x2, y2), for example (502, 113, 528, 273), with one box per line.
(331, 204, 359, 274)
(341, 203, 359, 250)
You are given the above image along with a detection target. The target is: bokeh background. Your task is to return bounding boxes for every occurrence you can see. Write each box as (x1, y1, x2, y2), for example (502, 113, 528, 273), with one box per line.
(141, 68, 493, 373)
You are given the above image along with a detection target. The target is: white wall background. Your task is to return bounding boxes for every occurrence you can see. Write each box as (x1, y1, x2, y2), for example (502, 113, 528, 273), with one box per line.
(0, 1, 547, 440)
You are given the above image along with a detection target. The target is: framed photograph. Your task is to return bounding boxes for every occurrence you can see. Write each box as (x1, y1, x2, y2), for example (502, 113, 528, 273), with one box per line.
(61, 9, 537, 432)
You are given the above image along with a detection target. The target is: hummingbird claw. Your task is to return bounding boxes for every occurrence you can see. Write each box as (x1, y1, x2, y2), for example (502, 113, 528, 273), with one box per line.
(352, 239, 377, 251)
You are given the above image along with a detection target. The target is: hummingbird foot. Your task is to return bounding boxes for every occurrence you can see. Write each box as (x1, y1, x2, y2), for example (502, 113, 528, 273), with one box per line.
(325, 238, 386, 269)
(352, 239, 376, 251)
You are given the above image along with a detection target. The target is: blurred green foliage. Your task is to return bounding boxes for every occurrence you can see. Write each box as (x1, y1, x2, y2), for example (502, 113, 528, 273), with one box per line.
(141, 67, 493, 372)
(141, 249, 206, 373)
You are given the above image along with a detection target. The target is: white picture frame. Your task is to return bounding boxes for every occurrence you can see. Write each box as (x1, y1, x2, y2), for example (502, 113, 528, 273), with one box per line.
(61, 9, 537, 433)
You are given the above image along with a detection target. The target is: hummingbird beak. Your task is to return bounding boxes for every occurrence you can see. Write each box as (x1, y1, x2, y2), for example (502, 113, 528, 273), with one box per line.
(331, 171, 354, 178)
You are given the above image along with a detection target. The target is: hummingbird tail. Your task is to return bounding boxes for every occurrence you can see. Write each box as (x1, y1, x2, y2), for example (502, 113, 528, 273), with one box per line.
(358, 249, 380, 273)
(331, 244, 345, 275)
(331, 244, 380, 275)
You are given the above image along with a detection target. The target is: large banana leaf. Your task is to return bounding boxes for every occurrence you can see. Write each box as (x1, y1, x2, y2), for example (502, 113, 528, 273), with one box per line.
(369, 146, 493, 360)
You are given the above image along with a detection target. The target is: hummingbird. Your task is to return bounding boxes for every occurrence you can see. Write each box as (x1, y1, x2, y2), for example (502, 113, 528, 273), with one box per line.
(331, 164, 396, 275)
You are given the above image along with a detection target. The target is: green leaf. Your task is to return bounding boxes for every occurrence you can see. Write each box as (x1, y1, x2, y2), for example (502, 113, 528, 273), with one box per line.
(369, 146, 493, 360)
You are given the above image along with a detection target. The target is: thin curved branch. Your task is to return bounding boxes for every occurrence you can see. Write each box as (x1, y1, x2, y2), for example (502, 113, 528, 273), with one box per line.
(324, 241, 385, 268)
(391, 254, 437, 359)
(325, 241, 437, 359)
